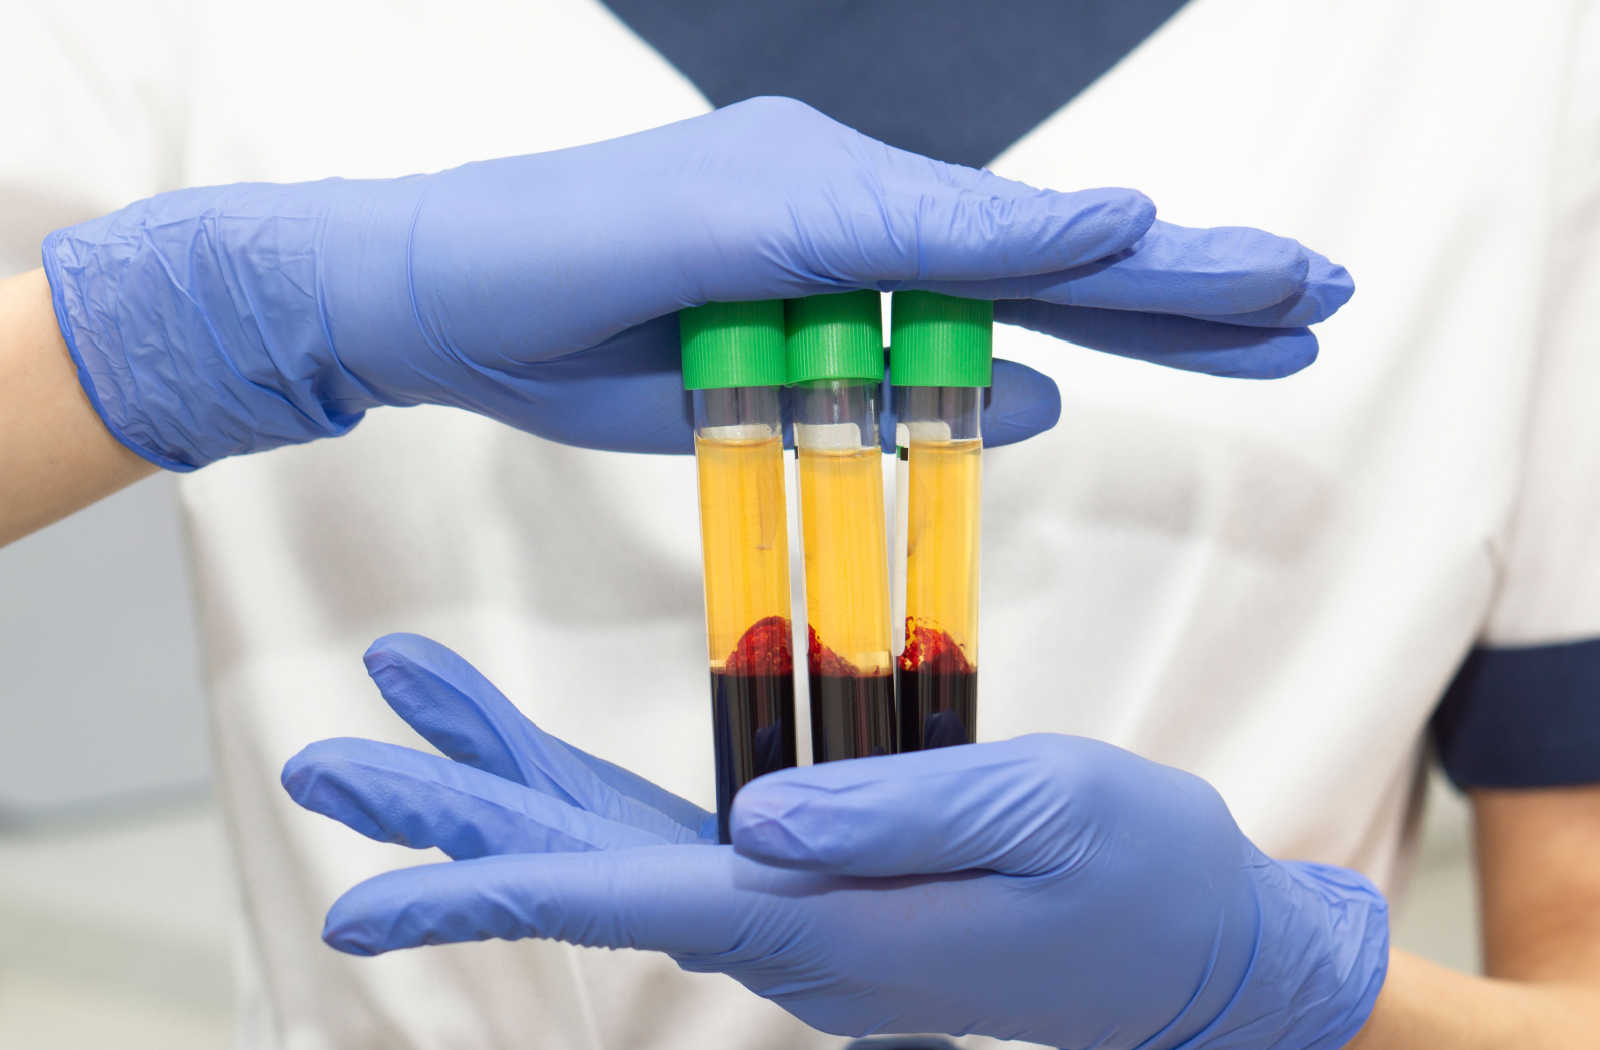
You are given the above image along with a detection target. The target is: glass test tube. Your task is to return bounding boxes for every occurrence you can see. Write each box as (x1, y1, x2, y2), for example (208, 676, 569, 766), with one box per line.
(786, 293, 897, 762)
(890, 292, 992, 750)
(681, 302, 797, 843)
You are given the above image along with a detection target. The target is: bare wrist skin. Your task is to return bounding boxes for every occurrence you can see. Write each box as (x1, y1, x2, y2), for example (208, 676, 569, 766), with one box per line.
(1346, 785, 1600, 1049)
(0, 268, 155, 546)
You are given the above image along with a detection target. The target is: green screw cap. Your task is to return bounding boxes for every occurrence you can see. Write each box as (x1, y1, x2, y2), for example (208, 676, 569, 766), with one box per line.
(679, 301, 787, 390)
(890, 292, 993, 387)
(784, 291, 884, 384)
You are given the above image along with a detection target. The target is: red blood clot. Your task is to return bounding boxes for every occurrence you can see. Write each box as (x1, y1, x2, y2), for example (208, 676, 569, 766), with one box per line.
(898, 619, 973, 675)
(897, 618, 976, 751)
(724, 615, 793, 676)
(807, 625, 860, 677)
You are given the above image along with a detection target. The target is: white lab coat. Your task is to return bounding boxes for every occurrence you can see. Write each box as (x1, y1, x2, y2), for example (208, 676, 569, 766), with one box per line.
(5, 0, 1599, 1046)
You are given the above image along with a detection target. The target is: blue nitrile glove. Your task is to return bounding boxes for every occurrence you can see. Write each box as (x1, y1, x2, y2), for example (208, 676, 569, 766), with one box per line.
(44, 97, 1351, 470)
(284, 634, 1389, 1050)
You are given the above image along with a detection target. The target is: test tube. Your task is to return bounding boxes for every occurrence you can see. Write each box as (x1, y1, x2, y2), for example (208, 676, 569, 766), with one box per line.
(786, 291, 897, 763)
(890, 292, 992, 750)
(681, 301, 797, 843)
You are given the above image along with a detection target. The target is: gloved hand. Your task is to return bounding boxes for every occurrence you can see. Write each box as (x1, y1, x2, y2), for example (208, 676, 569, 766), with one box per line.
(45, 97, 1351, 470)
(284, 633, 1389, 1050)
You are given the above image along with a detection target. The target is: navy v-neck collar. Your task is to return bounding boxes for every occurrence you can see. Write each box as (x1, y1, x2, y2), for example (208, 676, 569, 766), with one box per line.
(601, 0, 1190, 168)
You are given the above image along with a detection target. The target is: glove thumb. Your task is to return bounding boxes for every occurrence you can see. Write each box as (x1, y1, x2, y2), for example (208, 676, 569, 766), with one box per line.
(730, 735, 1134, 877)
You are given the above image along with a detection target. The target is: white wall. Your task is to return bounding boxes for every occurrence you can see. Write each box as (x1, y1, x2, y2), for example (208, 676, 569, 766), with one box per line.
(0, 476, 208, 821)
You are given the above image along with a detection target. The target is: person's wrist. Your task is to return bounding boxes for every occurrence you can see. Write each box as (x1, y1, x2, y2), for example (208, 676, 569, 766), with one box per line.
(41, 180, 414, 469)
(1194, 854, 1389, 1050)
(41, 213, 202, 472)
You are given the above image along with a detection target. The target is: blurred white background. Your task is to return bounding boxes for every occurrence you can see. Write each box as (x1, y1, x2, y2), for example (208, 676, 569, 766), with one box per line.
(0, 484, 1481, 1048)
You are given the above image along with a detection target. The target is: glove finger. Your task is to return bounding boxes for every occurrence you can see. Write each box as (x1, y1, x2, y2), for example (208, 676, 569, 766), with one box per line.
(870, 173, 1157, 284)
(730, 735, 1176, 878)
(282, 738, 666, 858)
(653, 98, 1154, 293)
(365, 634, 711, 842)
(878, 357, 1060, 452)
(483, 317, 694, 454)
(1189, 248, 1354, 327)
(841, 124, 1156, 283)
(916, 221, 1311, 317)
(321, 846, 770, 957)
(996, 301, 1320, 379)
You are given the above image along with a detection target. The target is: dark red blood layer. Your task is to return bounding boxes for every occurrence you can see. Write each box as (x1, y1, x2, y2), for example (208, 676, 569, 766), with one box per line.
(898, 620, 973, 675)
(725, 615, 793, 676)
(807, 625, 861, 677)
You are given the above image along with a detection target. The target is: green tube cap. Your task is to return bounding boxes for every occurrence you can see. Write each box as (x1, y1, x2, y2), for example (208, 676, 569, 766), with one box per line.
(679, 301, 787, 390)
(784, 291, 884, 383)
(890, 292, 994, 387)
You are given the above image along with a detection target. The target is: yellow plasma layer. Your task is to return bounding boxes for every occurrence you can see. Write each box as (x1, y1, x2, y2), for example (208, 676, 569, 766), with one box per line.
(903, 437, 981, 664)
(797, 445, 892, 675)
(694, 432, 791, 670)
